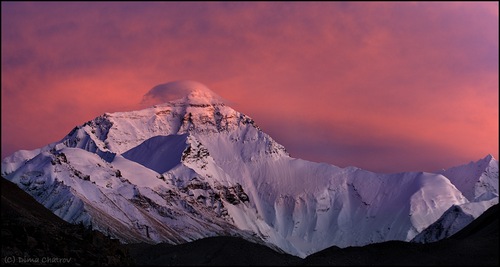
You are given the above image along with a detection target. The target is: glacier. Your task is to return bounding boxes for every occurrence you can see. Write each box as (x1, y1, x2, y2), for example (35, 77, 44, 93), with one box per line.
(2, 80, 498, 258)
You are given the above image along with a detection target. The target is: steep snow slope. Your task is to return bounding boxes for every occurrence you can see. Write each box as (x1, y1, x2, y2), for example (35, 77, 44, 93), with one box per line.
(2, 81, 498, 258)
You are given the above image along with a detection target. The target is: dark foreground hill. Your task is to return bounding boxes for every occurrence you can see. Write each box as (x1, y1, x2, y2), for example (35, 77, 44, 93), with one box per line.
(2, 176, 497, 266)
(126, 236, 302, 266)
(1, 178, 133, 265)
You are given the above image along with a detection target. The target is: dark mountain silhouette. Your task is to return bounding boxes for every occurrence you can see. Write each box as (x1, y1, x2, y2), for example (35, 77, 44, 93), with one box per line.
(127, 236, 302, 266)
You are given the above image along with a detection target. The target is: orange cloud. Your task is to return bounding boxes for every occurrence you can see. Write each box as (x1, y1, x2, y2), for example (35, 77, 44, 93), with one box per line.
(2, 2, 498, 173)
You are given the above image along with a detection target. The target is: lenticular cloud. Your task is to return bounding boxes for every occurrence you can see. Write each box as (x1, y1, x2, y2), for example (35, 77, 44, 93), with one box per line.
(141, 80, 225, 106)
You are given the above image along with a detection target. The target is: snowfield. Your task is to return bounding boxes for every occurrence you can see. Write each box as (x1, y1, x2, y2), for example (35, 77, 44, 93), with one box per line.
(2, 81, 498, 258)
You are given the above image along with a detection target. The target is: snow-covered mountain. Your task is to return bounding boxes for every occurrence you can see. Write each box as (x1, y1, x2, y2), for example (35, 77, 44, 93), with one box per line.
(2, 81, 498, 258)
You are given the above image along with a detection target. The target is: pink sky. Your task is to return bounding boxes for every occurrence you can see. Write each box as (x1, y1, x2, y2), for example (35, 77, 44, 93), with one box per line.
(1, 2, 498, 173)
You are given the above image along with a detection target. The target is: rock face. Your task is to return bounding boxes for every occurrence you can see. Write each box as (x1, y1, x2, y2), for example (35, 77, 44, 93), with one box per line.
(1, 81, 498, 258)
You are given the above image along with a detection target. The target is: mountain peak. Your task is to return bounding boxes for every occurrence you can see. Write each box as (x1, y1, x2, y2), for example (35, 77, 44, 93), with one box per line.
(143, 80, 225, 106)
(485, 154, 495, 162)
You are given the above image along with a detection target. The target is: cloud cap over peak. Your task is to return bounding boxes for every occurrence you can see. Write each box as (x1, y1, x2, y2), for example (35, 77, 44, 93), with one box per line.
(142, 80, 225, 106)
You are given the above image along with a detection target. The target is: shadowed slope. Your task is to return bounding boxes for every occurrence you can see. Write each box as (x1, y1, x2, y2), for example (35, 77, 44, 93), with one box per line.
(122, 134, 188, 173)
